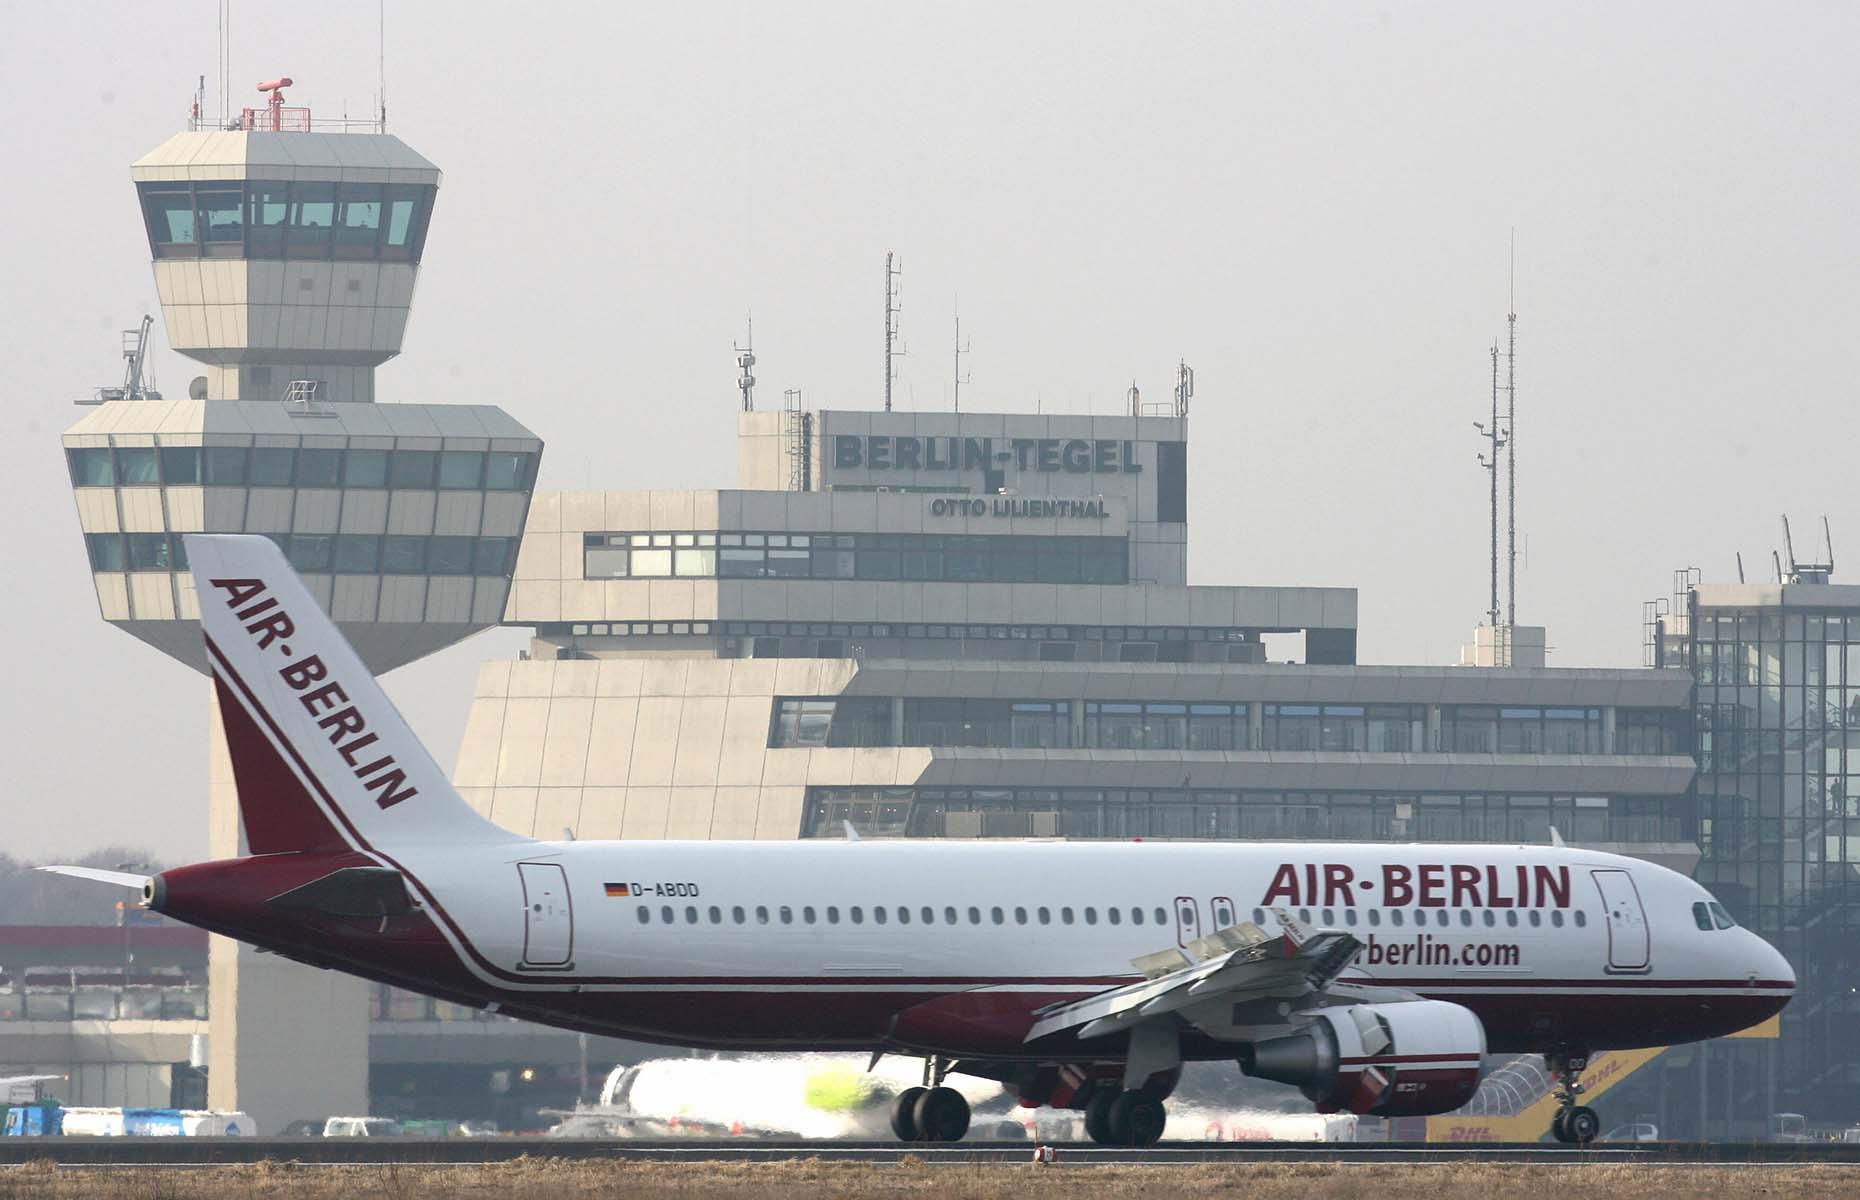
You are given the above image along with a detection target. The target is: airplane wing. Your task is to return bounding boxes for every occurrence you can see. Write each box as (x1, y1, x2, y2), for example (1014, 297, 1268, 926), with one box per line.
(1024, 908, 1364, 1044)
(36, 866, 150, 890)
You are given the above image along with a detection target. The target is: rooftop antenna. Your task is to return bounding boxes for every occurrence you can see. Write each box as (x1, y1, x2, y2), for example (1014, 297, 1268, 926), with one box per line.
(1505, 230, 1519, 626)
(734, 315, 756, 412)
(1127, 380, 1141, 417)
(1475, 343, 1507, 630)
(952, 300, 971, 412)
(1736, 552, 1746, 584)
(884, 252, 904, 411)
(378, 0, 387, 132)
(217, 1, 227, 128)
(1780, 514, 1835, 584)
(1824, 515, 1836, 577)
(1173, 360, 1194, 418)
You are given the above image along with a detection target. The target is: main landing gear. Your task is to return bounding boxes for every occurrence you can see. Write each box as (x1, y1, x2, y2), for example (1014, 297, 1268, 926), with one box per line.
(1082, 1085, 1168, 1148)
(1546, 1050, 1600, 1145)
(890, 1057, 971, 1143)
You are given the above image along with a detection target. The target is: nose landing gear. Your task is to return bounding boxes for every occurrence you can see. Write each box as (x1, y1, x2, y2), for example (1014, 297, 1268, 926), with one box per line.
(1545, 1050, 1600, 1145)
(889, 1056, 971, 1143)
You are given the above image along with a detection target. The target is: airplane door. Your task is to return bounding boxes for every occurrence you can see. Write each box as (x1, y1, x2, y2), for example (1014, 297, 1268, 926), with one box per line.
(1174, 896, 1202, 948)
(517, 862, 574, 967)
(1590, 869, 1649, 972)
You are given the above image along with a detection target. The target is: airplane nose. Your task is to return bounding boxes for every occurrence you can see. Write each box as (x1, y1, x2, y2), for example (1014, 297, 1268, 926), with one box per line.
(1751, 931, 1795, 991)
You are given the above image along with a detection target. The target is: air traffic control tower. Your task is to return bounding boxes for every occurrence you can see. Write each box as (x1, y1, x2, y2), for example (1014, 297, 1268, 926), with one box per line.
(60, 90, 542, 1130)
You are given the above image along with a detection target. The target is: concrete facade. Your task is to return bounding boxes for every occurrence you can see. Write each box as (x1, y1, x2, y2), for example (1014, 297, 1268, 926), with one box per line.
(462, 409, 1698, 865)
(58, 123, 542, 1132)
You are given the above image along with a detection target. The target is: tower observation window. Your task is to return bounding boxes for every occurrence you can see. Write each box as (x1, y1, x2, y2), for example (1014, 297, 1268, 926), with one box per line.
(195, 188, 243, 256)
(136, 181, 435, 263)
(140, 188, 196, 256)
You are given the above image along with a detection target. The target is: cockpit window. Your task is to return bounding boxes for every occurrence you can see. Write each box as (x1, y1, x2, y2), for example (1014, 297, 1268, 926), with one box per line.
(1709, 901, 1736, 930)
(1693, 902, 1714, 931)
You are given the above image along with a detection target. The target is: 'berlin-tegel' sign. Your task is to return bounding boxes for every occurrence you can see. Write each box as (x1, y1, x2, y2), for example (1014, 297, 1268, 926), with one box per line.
(833, 435, 1141, 474)
(930, 497, 1109, 520)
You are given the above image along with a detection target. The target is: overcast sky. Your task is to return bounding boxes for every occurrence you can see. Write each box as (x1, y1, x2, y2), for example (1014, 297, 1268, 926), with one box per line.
(2, 2, 1855, 862)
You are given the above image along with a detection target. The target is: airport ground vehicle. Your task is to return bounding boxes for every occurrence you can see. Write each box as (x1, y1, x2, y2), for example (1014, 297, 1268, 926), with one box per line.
(323, 1116, 402, 1137)
(1602, 1122, 1660, 1142)
(46, 537, 1797, 1147)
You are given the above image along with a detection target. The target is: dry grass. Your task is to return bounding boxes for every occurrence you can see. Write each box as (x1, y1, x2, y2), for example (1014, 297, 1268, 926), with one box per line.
(0, 1159, 1854, 1200)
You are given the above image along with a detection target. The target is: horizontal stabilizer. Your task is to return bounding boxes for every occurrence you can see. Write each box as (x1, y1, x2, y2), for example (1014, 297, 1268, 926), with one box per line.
(36, 865, 150, 891)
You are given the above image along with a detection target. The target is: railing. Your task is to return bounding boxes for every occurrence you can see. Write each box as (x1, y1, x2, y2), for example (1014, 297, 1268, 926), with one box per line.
(189, 109, 385, 134)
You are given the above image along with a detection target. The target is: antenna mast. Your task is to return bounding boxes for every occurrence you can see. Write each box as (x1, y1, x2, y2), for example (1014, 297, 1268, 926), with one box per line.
(1173, 360, 1194, 418)
(884, 252, 904, 411)
(1505, 232, 1518, 626)
(734, 315, 756, 412)
(1476, 344, 1507, 630)
(378, 0, 387, 132)
(952, 302, 971, 412)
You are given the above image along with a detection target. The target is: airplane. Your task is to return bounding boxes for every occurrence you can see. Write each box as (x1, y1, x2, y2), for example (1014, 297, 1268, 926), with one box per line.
(45, 535, 1794, 1146)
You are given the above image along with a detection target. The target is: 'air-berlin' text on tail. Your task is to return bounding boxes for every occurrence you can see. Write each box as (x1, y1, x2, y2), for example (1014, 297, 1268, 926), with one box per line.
(186, 534, 516, 855)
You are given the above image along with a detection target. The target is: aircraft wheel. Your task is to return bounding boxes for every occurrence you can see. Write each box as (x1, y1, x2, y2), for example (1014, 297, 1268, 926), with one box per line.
(1550, 1108, 1571, 1143)
(1084, 1090, 1117, 1144)
(1108, 1092, 1167, 1147)
(1565, 1106, 1600, 1145)
(890, 1086, 926, 1141)
(912, 1085, 971, 1142)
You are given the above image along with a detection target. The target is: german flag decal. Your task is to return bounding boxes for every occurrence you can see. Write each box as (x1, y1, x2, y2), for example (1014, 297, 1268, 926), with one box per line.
(603, 882, 631, 897)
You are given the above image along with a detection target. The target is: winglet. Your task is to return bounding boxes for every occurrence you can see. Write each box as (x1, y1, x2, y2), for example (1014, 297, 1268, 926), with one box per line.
(1549, 825, 1567, 847)
(842, 821, 862, 842)
(1271, 906, 1313, 954)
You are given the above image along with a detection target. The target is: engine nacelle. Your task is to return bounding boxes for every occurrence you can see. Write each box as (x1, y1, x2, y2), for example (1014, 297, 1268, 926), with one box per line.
(1238, 1000, 1486, 1117)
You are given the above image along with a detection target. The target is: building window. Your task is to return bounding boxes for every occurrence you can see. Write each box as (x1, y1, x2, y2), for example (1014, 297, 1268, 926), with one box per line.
(583, 530, 1128, 585)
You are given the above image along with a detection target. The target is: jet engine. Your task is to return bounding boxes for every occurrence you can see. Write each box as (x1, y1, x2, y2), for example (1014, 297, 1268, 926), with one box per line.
(1237, 1000, 1486, 1117)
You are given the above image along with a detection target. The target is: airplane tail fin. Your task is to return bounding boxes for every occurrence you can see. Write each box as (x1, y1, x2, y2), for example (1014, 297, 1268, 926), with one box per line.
(186, 534, 518, 855)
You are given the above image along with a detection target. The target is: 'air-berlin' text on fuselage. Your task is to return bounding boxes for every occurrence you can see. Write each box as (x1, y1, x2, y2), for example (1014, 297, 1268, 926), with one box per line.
(1260, 862, 1572, 909)
(209, 577, 418, 810)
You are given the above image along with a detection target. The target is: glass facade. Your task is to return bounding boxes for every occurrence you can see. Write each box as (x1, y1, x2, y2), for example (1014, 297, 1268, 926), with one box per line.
(583, 531, 1128, 585)
(1688, 604, 1860, 1113)
(135, 180, 436, 262)
(84, 532, 517, 577)
(68, 446, 536, 493)
(768, 696, 1687, 755)
(805, 786, 1685, 844)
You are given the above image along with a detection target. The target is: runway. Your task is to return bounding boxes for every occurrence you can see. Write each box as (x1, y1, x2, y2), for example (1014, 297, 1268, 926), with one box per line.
(2, 1139, 1858, 1166)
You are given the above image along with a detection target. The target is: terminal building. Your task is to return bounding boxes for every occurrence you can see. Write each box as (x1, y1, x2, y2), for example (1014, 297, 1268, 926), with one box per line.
(1648, 553, 1860, 1123)
(37, 90, 1809, 1139)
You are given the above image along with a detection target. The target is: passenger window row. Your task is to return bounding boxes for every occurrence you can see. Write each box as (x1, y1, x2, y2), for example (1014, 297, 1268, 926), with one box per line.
(634, 903, 1175, 929)
(1249, 906, 1589, 931)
